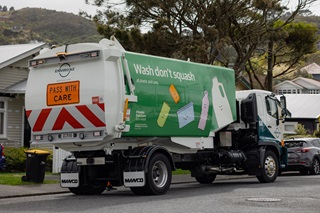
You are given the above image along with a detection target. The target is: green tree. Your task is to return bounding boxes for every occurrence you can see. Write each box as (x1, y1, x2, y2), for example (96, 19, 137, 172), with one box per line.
(84, 0, 317, 85)
(247, 21, 318, 89)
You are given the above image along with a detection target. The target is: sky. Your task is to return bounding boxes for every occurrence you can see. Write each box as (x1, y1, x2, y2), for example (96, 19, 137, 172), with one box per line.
(1, 0, 320, 17)
(0, 0, 99, 16)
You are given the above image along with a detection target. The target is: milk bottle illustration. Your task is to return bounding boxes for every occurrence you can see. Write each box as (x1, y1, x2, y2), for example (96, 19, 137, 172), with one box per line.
(198, 91, 209, 130)
(212, 77, 233, 128)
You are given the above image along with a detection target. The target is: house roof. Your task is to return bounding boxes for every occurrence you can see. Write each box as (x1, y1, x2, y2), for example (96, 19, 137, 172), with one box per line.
(274, 80, 304, 89)
(301, 63, 320, 75)
(284, 94, 320, 119)
(293, 77, 320, 89)
(0, 43, 47, 69)
(0, 79, 27, 94)
(274, 77, 320, 91)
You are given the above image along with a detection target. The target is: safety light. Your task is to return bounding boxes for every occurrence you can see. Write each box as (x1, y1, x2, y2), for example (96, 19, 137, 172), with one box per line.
(93, 131, 102, 137)
(29, 60, 46, 67)
(30, 60, 37, 66)
(35, 135, 43, 141)
(90, 51, 99, 57)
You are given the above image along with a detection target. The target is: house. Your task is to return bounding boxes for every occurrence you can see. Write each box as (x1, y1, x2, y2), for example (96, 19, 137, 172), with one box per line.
(283, 94, 320, 134)
(274, 77, 320, 95)
(0, 43, 48, 148)
(301, 63, 320, 81)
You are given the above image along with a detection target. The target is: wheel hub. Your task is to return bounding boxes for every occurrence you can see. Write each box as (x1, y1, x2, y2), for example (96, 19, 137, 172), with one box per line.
(265, 156, 276, 177)
(152, 161, 168, 188)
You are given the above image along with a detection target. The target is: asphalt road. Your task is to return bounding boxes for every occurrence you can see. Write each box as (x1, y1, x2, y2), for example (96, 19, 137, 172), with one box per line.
(1, 172, 319, 213)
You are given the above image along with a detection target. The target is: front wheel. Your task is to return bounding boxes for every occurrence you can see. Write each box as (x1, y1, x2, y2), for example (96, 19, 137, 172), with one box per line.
(130, 153, 172, 195)
(257, 150, 278, 183)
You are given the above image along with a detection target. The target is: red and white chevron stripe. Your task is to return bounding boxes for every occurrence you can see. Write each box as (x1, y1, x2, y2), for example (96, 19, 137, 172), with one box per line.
(26, 103, 106, 132)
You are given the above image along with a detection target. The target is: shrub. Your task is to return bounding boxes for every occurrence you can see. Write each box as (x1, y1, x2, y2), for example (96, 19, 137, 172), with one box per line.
(5, 147, 26, 172)
(295, 124, 307, 135)
(5, 147, 52, 172)
(314, 129, 320, 138)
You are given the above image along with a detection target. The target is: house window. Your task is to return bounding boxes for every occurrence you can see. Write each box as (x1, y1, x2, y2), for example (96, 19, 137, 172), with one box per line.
(0, 100, 7, 138)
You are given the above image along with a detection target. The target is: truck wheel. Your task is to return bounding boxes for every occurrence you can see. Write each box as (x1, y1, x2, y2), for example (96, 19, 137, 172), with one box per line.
(310, 158, 320, 175)
(69, 181, 107, 195)
(257, 150, 278, 183)
(130, 153, 172, 195)
(68, 187, 82, 195)
(195, 174, 217, 184)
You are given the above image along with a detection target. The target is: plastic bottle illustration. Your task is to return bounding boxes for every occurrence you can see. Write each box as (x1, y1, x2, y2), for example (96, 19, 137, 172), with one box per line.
(169, 84, 180, 104)
(157, 102, 170, 127)
(212, 77, 233, 128)
(198, 91, 209, 130)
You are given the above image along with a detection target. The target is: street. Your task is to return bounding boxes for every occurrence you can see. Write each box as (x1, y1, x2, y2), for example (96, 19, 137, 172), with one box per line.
(1, 173, 319, 213)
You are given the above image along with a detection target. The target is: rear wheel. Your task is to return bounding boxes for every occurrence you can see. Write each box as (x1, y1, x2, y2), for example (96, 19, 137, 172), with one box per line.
(257, 150, 278, 183)
(130, 153, 172, 195)
(195, 174, 217, 184)
(69, 180, 107, 195)
(310, 158, 320, 175)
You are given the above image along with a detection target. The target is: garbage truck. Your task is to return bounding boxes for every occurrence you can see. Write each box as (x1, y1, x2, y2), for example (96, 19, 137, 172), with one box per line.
(25, 37, 288, 195)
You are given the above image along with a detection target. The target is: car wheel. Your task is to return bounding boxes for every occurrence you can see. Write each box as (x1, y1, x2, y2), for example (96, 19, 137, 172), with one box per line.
(300, 169, 309, 175)
(310, 158, 320, 175)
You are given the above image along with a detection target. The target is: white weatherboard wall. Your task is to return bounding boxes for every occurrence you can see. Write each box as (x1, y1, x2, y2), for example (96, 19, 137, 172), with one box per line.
(53, 148, 70, 173)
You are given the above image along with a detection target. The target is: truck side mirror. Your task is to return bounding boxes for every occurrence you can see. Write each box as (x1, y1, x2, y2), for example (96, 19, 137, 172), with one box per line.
(280, 95, 287, 116)
(280, 95, 287, 122)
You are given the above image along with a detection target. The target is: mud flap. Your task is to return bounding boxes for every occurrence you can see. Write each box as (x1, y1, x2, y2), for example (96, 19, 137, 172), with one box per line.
(60, 159, 79, 188)
(123, 171, 145, 187)
(60, 173, 79, 188)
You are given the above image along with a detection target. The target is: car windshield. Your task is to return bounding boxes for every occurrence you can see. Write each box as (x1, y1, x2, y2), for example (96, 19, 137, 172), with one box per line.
(284, 141, 305, 148)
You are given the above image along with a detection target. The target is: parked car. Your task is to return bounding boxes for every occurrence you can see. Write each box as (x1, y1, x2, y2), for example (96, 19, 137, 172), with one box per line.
(282, 138, 320, 175)
(0, 143, 5, 170)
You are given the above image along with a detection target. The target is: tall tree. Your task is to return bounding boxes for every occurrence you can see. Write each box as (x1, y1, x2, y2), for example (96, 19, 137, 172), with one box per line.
(84, 0, 317, 88)
(246, 21, 318, 90)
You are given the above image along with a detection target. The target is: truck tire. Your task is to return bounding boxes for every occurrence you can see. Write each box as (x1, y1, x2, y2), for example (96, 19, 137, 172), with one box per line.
(195, 174, 216, 184)
(257, 150, 278, 183)
(69, 181, 107, 195)
(130, 153, 172, 195)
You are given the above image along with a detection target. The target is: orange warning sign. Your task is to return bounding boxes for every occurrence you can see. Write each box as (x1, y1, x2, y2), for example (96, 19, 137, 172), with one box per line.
(47, 81, 80, 106)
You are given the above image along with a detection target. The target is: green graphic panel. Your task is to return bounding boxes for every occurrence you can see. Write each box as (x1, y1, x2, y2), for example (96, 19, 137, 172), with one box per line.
(122, 52, 236, 137)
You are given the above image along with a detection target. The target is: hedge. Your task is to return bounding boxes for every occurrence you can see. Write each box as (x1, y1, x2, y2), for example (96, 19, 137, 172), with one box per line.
(4, 147, 53, 172)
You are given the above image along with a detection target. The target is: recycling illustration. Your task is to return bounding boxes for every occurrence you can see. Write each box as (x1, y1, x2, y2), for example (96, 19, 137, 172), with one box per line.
(122, 52, 236, 137)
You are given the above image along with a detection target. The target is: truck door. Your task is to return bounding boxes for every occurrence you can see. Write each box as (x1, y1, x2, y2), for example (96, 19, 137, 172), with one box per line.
(263, 96, 282, 141)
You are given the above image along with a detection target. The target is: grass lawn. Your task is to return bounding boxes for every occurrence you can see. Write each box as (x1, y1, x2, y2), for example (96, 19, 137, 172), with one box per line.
(0, 169, 189, 186)
(0, 172, 59, 185)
